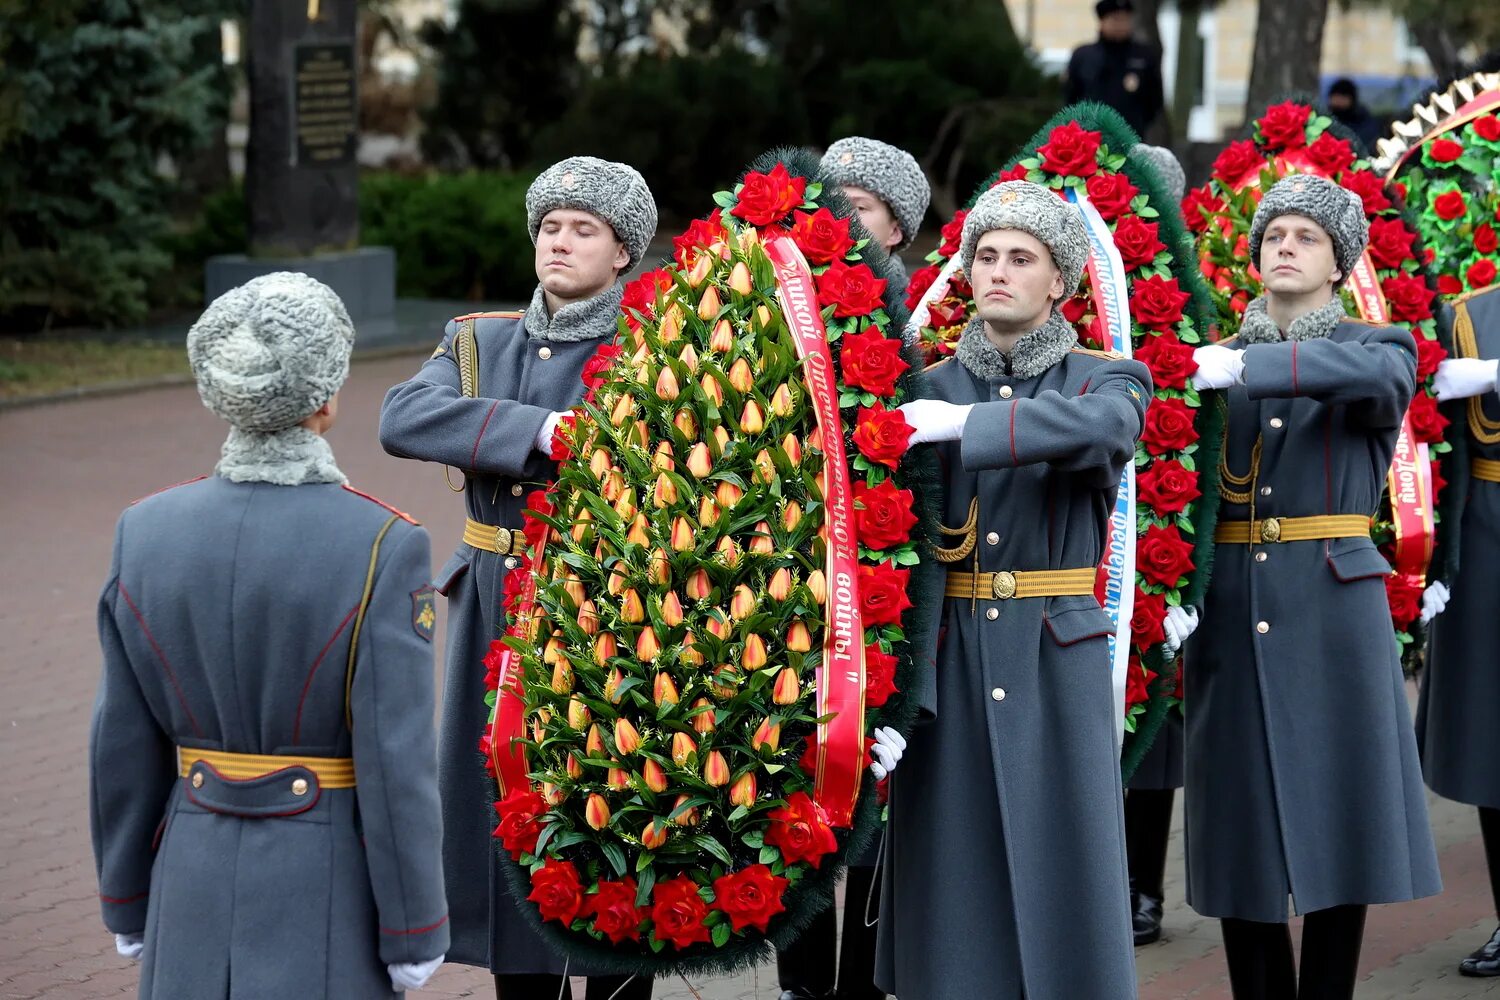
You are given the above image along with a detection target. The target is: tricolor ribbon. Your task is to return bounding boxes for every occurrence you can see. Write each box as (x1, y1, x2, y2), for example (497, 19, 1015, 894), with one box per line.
(767, 235, 867, 828)
(1064, 187, 1137, 746)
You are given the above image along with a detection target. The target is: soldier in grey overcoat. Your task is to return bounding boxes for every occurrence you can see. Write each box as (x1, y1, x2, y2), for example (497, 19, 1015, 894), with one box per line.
(89, 273, 449, 998)
(878, 181, 1150, 999)
(379, 157, 657, 1000)
(1183, 175, 1441, 999)
(1416, 283, 1500, 976)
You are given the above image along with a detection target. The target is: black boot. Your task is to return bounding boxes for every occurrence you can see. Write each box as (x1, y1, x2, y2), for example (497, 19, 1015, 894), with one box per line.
(1298, 904, 1366, 999)
(1125, 788, 1174, 946)
(1461, 926, 1500, 977)
(1221, 918, 1295, 1000)
(1132, 888, 1165, 947)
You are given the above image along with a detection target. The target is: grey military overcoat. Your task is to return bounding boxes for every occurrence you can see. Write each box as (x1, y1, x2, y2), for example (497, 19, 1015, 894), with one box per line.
(1418, 286, 1500, 809)
(1184, 316, 1442, 922)
(877, 325, 1150, 1000)
(379, 305, 616, 973)
(90, 476, 448, 999)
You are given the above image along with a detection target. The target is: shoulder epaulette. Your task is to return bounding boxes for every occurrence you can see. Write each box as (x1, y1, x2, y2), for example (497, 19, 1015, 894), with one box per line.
(129, 475, 208, 506)
(452, 310, 525, 323)
(922, 357, 956, 373)
(1070, 346, 1126, 360)
(341, 485, 419, 525)
(1452, 285, 1500, 306)
(1338, 316, 1379, 327)
(1214, 334, 1240, 346)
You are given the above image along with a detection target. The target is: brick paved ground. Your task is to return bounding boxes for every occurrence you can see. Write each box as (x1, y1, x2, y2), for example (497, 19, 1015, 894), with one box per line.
(2, 355, 1498, 999)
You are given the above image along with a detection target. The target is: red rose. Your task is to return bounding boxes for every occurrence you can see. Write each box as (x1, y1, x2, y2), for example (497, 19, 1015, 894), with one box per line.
(1086, 172, 1140, 221)
(927, 297, 970, 330)
(1256, 101, 1312, 150)
(1429, 138, 1465, 163)
(1476, 115, 1500, 142)
(948, 273, 973, 300)
(852, 404, 913, 469)
(1061, 294, 1091, 325)
(1385, 576, 1421, 630)
(1135, 331, 1199, 390)
(1212, 140, 1264, 186)
(1138, 457, 1203, 516)
(584, 879, 644, 944)
(1382, 274, 1434, 323)
(1138, 523, 1196, 587)
(621, 269, 674, 330)
(521, 490, 555, 552)
(1130, 588, 1167, 650)
(1126, 658, 1159, 707)
(938, 210, 968, 257)
(1130, 275, 1192, 331)
(672, 210, 724, 268)
(1366, 218, 1416, 271)
(1407, 391, 1450, 444)
(905, 264, 942, 309)
(1037, 121, 1104, 177)
(1438, 274, 1464, 296)
(1140, 396, 1199, 455)
(765, 791, 839, 867)
(816, 258, 888, 318)
(859, 561, 914, 626)
(650, 875, 712, 949)
(1433, 189, 1469, 222)
(865, 643, 900, 707)
(1306, 132, 1355, 175)
(1181, 185, 1225, 234)
(581, 342, 623, 402)
(1469, 258, 1498, 289)
(1342, 170, 1392, 215)
(1477, 223, 1499, 255)
(549, 412, 577, 462)
(711, 865, 788, 933)
(501, 567, 530, 616)
(1112, 215, 1167, 270)
(527, 858, 584, 926)
(994, 163, 1031, 184)
(789, 207, 857, 265)
(840, 327, 909, 397)
(492, 786, 548, 857)
(1415, 334, 1446, 380)
(731, 163, 808, 227)
(482, 638, 507, 691)
(853, 478, 919, 550)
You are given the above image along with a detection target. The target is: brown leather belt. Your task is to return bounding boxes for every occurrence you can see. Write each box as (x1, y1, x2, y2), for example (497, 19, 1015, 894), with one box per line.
(944, 567, 1097, 601)
(1213, 514, 1369, 544)
(463, 517, 528, 555)
(1473, 458, 1500, 483)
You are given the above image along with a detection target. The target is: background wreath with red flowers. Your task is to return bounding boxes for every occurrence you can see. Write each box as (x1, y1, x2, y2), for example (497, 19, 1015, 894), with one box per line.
(1187, 97, 1457, 668)
(478, 148, 939, 976)
(904, 103, 1223, 780)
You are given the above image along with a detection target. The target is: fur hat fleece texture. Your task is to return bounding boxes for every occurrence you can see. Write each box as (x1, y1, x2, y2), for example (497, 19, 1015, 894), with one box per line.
(1132, 143, 1187, 204)
(1249, 174, 1369, 286)
(820, 137, 931, 251)
(960, 181, 1090, 298)
(188, 272, 354, 433)
(526, 156, 658, 270)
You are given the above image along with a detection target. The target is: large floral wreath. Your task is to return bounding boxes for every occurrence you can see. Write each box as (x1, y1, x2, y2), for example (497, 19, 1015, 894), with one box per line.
(479, 149, 935, 975)
(1186, 98, 1453, 666)
(904, 102, 1222, 779)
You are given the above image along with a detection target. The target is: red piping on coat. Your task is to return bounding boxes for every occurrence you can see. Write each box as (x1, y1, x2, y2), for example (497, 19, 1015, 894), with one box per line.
(99, 891, 149, 904)
(470, 400, 500, 469)
(381, 915, 451, 936)
(1008, 400, 1020, 466)
(293, 604, 360, 743)
(116, 583, 204, 738)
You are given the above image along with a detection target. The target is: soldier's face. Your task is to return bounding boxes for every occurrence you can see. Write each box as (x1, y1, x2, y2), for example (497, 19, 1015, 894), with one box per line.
(970, 229, 1065, 333)
(1259, 214, 1341, 295)
(842, 186, 904, 251)
(535, 209, 630, 304)
(1100, 12, 1133, 41)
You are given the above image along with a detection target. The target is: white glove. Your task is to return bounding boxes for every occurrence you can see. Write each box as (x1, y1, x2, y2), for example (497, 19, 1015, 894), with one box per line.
(1420, 581, 1451, 624)
(534, 410, 569, 455)
(897, 399, 974, 445)
(1162, 605, 1199, 659)
(869, 726, 907, 781)
(1433, 358, 1499, 401)
(1190, 345, 1246, 390)
(114, 932, 144, 960)
(389, 955, 444, 992)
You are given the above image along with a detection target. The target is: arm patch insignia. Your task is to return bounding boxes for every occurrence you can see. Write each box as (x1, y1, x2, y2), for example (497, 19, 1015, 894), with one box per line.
(411, 585, 437, 641)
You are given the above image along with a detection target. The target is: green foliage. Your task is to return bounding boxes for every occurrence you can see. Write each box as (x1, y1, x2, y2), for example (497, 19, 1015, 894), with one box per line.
(0, 1, 229, 331)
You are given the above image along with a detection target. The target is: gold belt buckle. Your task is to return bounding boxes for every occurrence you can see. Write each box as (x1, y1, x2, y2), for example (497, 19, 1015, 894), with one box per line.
(1259, 517, 1282, 543)
(494, 526, 513, 553)
(992, 571, 1017, 600)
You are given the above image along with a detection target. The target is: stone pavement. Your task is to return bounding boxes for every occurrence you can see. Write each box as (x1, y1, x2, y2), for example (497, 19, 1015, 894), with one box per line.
(1, 353, 1498, 999)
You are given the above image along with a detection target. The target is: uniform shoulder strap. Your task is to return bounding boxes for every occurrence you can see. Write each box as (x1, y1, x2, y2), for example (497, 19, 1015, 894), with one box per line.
(1070, 346, 1126, 361)
(344, 514, 402, 731)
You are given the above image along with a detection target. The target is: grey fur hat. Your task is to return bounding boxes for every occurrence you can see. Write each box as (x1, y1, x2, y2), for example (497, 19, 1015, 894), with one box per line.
(187, 272, 354, 434)
(526, 156, 658, 270)
(820, 137, 931, 251)
(1132, 143, 1186, 205)
(960, 181, 1090, 297)
(1249, 174, 1369, 286)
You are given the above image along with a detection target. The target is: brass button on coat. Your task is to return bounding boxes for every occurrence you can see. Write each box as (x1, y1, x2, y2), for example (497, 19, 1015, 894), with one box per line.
(985, 607, 999, 620)
(1260, 486, 1273, 497)
(1269, 417, 1284, 429)
(986, 532, 1000, 545)
(1255, 551, 1268, 563)
(538, 346, 552, 360)
(191, 771, 204, 788)
(991, 688, 1006, 702)
(291, 778, 310, 796)
(999, 385, 1014, 399)
(1256, 621, 1270, 634)
(504, 556, 519, 569)
(511, 484, 524, 496)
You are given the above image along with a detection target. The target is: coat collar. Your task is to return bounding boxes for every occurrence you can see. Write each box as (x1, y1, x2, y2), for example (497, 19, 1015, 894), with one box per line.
(523, 281, 625, 342)
(955, 310, 1078, 381)
(216, 427, 345, 486)
(1236, 295, 1347, 345)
